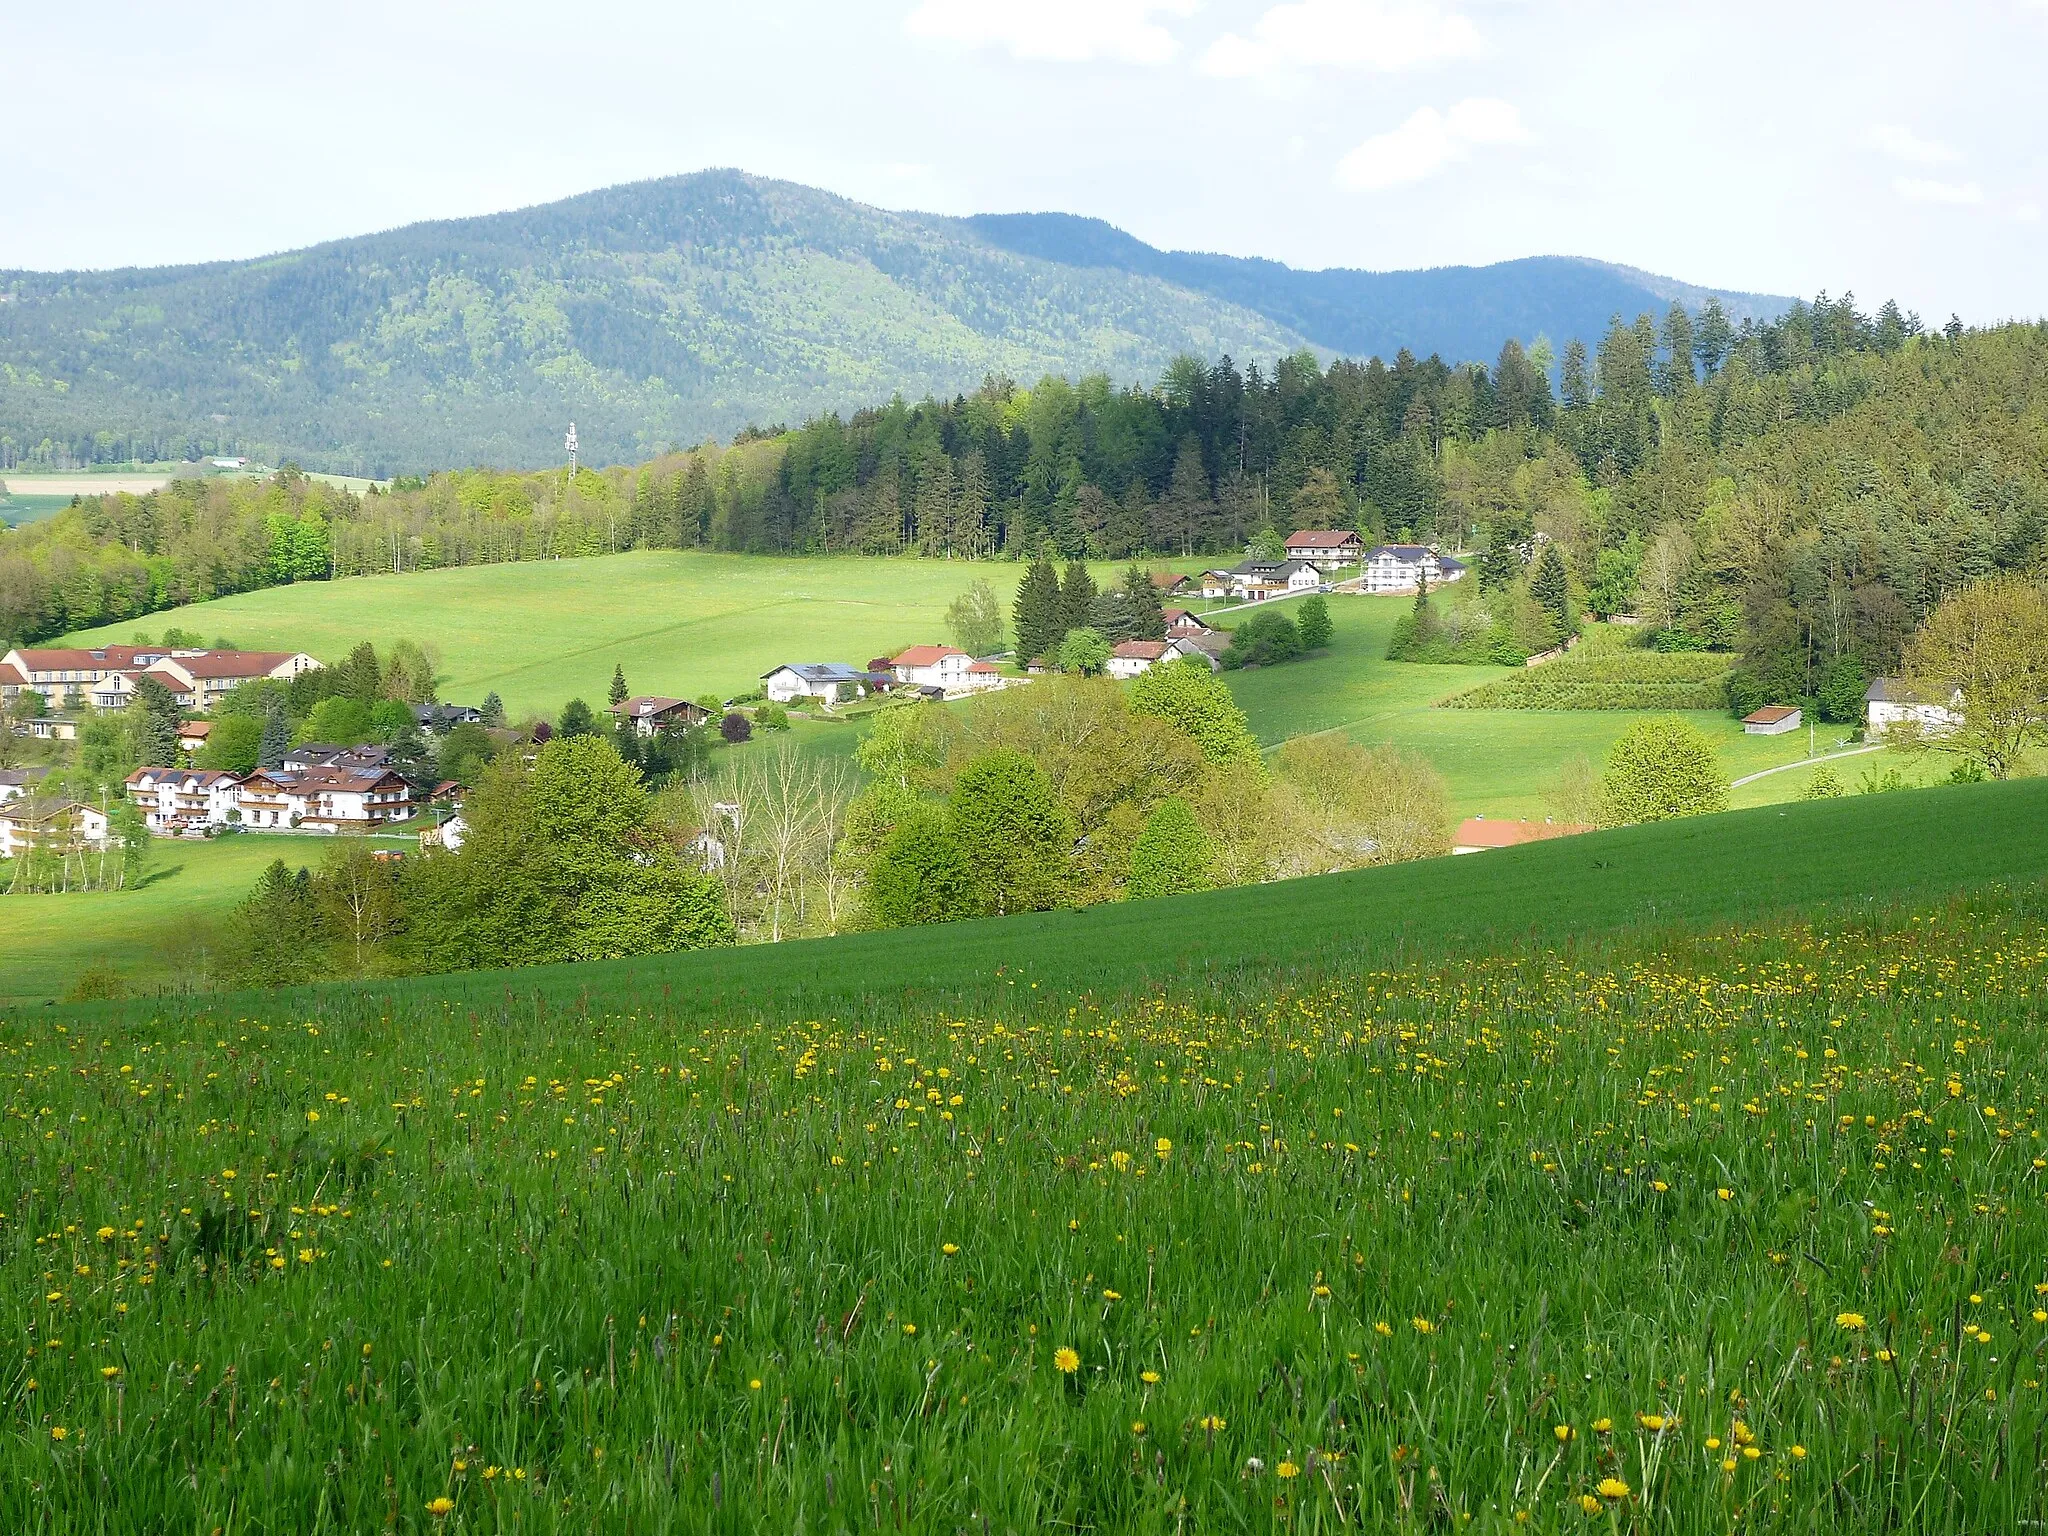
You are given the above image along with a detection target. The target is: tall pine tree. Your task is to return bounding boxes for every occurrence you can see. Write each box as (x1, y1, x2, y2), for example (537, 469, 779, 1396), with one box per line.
(609, 664, 628, 706)
(1531, 544, 1572, 644)
(1012, 556, 1063, 665)
(258, 700, 290, 771)
(1058, 562, 1098, 638)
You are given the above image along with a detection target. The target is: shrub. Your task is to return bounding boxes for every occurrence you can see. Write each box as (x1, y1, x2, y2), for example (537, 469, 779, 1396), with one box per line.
(1598, 716, 1728, 825)
(1126, 797, 1213, 899)
(1220, 609, 1303, 668)
(720, 712, 753, 744)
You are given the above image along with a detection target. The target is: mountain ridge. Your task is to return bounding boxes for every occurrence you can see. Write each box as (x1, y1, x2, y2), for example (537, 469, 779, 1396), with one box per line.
(0, 170, 1790, 476)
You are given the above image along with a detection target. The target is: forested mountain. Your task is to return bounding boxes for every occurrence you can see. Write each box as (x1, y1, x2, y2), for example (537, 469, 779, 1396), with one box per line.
(13, 287, 2040, 735)
(0, 170, 1782, 476)
(966, 213, 1788, 368)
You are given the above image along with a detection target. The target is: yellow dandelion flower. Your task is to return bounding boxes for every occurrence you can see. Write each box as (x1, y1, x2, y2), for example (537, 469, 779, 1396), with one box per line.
(1578, 1494, 1601, 1515)
(50, 1426, 67, 1441)
(1132, 1421, 1147, 1435)
(1374, 1321, 1393, 1337)
(100, 1365, 119, 1380)
(1791, 1444, 1807, 1459)
(941, 1243, 959, 1256)
(1412, 1317, 1435, 1335)
(1636, 1413, 1667, 1431)
(1554, 1424, 1574, 1443)
(1836, 1312, 1867, 1330)
(903, 1323, 917, 1336)
(1276, 1460, 1300, 1479)
(1141, 1370, 1160, 1384)
(1597, 1477, 1630, 1499)
(1592, 1417, 1612, 1433)
(1053, 1346, 1081, 1374)
(748, 1379, 762, 1391)
(1716, 1188, 1732, 1201)
(426, 1495, 455, 1516)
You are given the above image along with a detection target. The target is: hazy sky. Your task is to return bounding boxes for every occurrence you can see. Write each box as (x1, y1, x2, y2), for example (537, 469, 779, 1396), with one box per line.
(6, 0, 2042, 320)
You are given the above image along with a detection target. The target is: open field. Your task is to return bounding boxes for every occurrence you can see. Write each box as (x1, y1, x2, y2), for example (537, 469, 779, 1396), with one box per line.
(10, 782, 2048, 1530)
(0, 832, 412, 1006)
(1218, 595, 1837, 818)
(61, 553, 1146, 722)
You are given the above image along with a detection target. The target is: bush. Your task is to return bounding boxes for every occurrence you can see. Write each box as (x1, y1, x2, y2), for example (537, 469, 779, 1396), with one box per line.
(720, 712, 753, 744)
(754, 703, 790, 731)
(1126, 797, 1212, 899)
(1220, 609, 1303, 668)
(1800, 767, 1846, 800)
(1295, 595, 1333, 650)
(1598, 716, 1728, 825)
(1441, 637, 1733, 710)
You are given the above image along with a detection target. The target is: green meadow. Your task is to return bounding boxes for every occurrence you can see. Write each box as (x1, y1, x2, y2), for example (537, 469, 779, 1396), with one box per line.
(10, 782, 2048, 1531)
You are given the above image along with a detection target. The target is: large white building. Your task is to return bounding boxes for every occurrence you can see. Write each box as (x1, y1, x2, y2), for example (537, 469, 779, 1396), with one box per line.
(1360, 546, 1467, 595)
(0, 645, 319, 712)
(1865, 678, 1963, 738)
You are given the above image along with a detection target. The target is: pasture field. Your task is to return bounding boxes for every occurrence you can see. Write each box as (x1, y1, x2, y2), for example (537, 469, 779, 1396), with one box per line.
(8, 782, 2048, 1531)
(1216, 596, 1831, 818)
(0, 832, 413, 1007)
(61, 553, 1141, 722)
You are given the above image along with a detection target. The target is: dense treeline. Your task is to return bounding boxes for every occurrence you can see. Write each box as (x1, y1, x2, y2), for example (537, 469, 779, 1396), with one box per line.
(6, 298, 2045, 711)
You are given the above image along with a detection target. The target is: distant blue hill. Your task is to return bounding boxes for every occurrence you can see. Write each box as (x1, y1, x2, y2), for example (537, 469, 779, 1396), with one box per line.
(0, 171, 1791, 475)
(965, 210, 1790, 367)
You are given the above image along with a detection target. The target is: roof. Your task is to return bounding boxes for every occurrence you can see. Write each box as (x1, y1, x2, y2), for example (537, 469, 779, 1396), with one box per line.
(1865, 677, 1909, 702)
(1285, 529, 1363, 548)
(1150, 572, 1192, 589)
(7, 645, 163, 670)
(1112, 640, 1170, 660)
(1367, 544, 1435, 560)
(160, 650, 301, 680)
(1171, 631, 1231, 655)
(179, 720, 213, 737)
(1453, 818, 1595, 850)
(891, 645, 967, 668)
(762, 662, 866, 682)
(0, 662, 26, 686)
(966, 660, 1001, 674)
(1743, 706, 1801, 724)
(292, 766, 409, 793)
(610, 695, 699, 716)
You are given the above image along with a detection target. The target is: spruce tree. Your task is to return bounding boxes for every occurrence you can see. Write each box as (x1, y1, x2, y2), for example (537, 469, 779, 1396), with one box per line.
(481, 691, 505, 729)
(258, 701, 289, 771)
(609, 664, 628, 706)
(1531, 544, 1572, 643)
(1122, 563, 1167, 640)
(1012, 556, 1063, 665)
(132, 674, 181, 767)
(1058, 561, 1097, 638)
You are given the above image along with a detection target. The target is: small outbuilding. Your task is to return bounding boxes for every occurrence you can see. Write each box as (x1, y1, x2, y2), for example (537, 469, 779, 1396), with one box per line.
(1742, 705, 1803, 736)
(1452, 818, 1594, 855)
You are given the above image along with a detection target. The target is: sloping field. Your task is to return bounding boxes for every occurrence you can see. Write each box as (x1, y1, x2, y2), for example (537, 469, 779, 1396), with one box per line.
(12, 781, 2047, 1530)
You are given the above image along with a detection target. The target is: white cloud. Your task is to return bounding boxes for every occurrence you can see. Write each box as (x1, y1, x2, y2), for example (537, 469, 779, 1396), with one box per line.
(904, 0, 1197, 65)
(1334, 97, 1526, 190)
(1201, 0, 1480, 79)
(1893, 177, 1984, 205)
(1867, 123, 1961, 166)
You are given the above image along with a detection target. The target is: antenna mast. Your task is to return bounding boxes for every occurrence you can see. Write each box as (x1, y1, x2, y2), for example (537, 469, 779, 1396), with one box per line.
(565, 422, 579, 478)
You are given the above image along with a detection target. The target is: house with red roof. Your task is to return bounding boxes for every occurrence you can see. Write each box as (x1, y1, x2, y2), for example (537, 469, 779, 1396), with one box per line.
(1284, 530, 1365, 570)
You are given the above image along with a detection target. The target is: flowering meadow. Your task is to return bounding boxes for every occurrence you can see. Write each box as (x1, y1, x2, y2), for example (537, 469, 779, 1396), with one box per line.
(6, 885, 2048, 1531)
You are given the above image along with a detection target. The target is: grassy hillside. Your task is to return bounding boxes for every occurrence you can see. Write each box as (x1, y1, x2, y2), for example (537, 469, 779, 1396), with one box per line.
(1219, 593, 1836, 816)
(9, 784, 2044, 1529)
(62, 551, 1058, 721)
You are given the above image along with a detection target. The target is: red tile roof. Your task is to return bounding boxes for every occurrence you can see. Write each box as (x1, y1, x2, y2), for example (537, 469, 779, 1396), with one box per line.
(1112, 640, 1170, 660)
(1743, 706, 1801, 724)
(1453, 818, 1594, 850)
(159, 650, 301, 680)
(891, 645, 966, 667)
(1285, 530, 1362, 549)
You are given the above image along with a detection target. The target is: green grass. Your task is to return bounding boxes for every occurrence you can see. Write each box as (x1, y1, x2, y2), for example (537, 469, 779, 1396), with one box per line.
(61, 552, 1142, 721)
(0, 833, 411, 1007)
(8, 783, 2047, 1531)
(1218, 595, 1840, 817)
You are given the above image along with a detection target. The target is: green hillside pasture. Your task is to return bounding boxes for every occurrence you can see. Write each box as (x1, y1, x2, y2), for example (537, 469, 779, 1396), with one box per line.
(10, 787, 2048, 1530)
(1217, 594, 1815, 817)
(0, 832, 410, 1006)
(61, 552, 1144, 721)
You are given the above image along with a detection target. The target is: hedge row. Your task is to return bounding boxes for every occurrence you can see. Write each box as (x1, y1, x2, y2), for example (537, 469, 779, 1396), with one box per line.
(1440, 678, 1734, 710)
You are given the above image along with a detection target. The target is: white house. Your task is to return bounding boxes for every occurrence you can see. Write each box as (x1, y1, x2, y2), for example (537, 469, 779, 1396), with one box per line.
(762, 663, 869, 705)
(1361, 545, 1467, 595)
(1284, 530, 1366, 570)
(1865, 678, 1963, 738)
(1201, 559, 1323, 601)
(0, 799, 111, 860)
(1166, 633, 1227, 672)
(1105, 639, 1170, 679)
(420, 813, 467, 853)
(889, 645, 972, 690)
(124, 767, 244, 835)
(1163, 607, 1212, 638)
(0, 645, 320, 712)
(233, 766, 412, 832)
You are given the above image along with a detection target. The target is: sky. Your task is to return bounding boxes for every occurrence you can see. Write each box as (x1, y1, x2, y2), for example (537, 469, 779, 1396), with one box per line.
(4, 0, 2043, 321)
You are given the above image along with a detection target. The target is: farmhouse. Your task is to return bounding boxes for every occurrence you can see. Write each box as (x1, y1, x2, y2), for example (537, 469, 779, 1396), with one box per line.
(1865, 678, 1963, 738)
(1284, 530, 1365, 570)
(1742, 705, 1803, 736)
(177, 720, 212, 755)
(1163, 607, 1212, 638)
(1361, 545, 1467, 595)
(762, 662, 869, 705)
(1150, 572, 1195, 595)
(609, 696, 710, 737)
(1166, 633, 1228, 672)
(1452, 818, 1594, 854)
(1105, 639, 1170, 679)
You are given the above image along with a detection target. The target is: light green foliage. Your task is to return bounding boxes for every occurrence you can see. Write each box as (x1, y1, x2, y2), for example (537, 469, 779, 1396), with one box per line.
(196, 715, 263, 774)
(945, 579, 1007, 657)
(866, 804, 973, 927)
(948, 749, 1072, 917)
(295, 697, 376, 748)
(1056, 626, 1111, 676)
(1903, 574, 2048, 779)
(1801, 766, 1847, 799)
(855, 705, 947, 790)
(1126, 796, 1212, 899)
(1249, 525, 1287, 560)
(1598, 715, 1729, 825)
(368, 699, 414, 742)
(1268, 735, 1451, 875)
(434, 722, 496, 787)
(1129, 658, 1264, 773)
(1443, 627, 1734, 710)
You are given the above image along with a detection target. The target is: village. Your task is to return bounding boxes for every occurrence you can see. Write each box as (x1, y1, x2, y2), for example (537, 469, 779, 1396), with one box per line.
(0, 533, 1962, 873)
